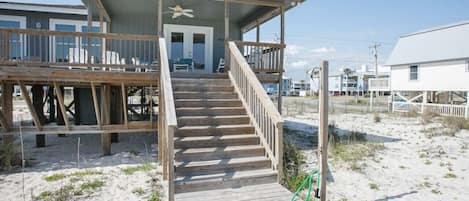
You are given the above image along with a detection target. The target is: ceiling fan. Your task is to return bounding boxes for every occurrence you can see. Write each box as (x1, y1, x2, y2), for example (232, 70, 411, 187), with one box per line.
(168, 5, 194, 19)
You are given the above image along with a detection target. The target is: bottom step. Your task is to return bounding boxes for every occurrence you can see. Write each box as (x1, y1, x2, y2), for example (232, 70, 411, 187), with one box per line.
(175, 169, 277, 193)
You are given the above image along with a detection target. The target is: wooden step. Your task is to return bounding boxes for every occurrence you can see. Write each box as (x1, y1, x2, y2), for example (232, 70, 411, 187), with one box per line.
(174, 134, 259, 149)
(171, 72, 228, 79)
(175, 156, 271, 177)
(176, 107, 246, 116)
(175, 99, 242, 107)
(177, 115, 250, 126)
(174, 92, 238, 99)
(174, 169, 277, 193)
(175, 124, 255, 137)
(175, 145, 265, 161)
(173, 85, 233, 92)
(172, 78, 231, 86)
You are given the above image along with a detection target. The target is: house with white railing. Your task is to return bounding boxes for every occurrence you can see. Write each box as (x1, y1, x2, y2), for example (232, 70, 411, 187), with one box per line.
(0, 0, 306, 200)
(385, 21, 469, 118)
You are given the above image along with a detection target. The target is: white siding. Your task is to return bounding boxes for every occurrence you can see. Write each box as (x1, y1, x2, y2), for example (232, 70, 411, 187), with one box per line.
(390, 60, 469, 91)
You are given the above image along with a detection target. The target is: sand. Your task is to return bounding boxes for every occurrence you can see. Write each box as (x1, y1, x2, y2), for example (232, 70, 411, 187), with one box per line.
(0, 133, 165, 201)
(284, 112, 469, 201)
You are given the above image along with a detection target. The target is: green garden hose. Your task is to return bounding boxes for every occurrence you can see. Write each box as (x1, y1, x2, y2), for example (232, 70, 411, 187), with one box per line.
(290, 169, 320, 201)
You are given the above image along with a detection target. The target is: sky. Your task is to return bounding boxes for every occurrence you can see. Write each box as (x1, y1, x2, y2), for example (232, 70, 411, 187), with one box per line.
(6, 0, 469, 80)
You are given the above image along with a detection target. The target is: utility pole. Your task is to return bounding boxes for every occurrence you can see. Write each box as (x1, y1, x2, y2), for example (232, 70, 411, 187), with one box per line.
(369, 42, 381, 77)
(318, 61, 329, 201)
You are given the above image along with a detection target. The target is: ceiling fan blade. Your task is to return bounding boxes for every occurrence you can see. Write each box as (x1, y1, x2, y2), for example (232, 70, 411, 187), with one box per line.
(168, 7, 176, 11)
(183, 9, 193, 13)
(172, 12, 182, 18)
(183, 12, 194, 18)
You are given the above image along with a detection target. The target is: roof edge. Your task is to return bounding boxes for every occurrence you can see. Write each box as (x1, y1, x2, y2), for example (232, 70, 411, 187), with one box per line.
(401, 20, 469, 38)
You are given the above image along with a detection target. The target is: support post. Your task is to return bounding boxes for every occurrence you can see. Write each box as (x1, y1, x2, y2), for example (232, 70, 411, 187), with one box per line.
(256, 21, 260, 43)
(157, 0, 163, 36)
(465, 91, 469, 119)
(101, 84, 111, 155)
(224, 0, 230, 71)
(369, 91, 374, 112)
(121, 83, 128, 127)
(87, 0, 92, 66)
(421, 91, 428, 113)
(277, 6, 285, 114)
(32, 85, 46, 147)
(318, 61, 329, 201)
(1, 83, 13, 143)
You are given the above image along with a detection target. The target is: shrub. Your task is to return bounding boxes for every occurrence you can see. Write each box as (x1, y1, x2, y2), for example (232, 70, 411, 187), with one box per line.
(121, 163, 154, 175)
(0, 143, 21, 171)
(148, 192, 161, 201)
(442, 117, 469, 130)
(282, 142, 305, 191)
(421, 109, 439, 124)
(373, 113, 381, 123)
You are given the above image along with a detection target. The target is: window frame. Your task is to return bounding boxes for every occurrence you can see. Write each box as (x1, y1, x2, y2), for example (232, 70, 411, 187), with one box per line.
(409, 64, 419, 81)
(0, 15, 27, 60)
(49, 18, 106, 63)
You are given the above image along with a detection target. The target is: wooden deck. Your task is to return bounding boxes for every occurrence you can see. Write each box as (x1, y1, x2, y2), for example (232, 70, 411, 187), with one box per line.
(175, 183, 295, 201)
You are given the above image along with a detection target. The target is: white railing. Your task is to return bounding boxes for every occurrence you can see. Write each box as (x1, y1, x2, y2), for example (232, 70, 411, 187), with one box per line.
(157, 38, 177, 201)
(227, 41, 284, 181)
(233, 41, 285, 73)
(393, 101, 468, 118)
(368, 78, 390, 91)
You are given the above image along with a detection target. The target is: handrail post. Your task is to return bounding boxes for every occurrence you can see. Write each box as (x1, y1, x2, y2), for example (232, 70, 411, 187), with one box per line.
(276, 121, 283, 183)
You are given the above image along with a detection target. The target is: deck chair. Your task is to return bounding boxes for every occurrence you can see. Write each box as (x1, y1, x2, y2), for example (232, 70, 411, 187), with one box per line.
(67, 48, 88, 70)
(104, 51, 125, 72)
(217, 58, 225, 73)
(173, 58, 194, 72)
(132, 57, 142, 72)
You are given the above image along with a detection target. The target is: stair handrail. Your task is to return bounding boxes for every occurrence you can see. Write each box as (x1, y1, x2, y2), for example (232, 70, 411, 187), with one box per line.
(227, 41, 284, 181)
(158, 37, 177, 201)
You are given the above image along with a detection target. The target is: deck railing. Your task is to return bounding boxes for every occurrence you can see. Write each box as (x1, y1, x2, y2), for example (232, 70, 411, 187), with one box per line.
(233, 40, 285, 73)
(227, 41, 284, 180)
(393, 102, 468, 118)
(368, 78, 390, 91)
(157, 38, 177, 201)
(0, 28, 159, 71)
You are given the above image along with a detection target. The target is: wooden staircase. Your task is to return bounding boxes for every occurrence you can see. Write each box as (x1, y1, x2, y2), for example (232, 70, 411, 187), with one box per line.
(172, 75, 278, 193)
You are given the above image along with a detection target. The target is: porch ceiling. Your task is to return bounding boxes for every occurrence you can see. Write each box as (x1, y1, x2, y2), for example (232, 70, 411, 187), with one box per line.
(83, 0, 303, 30)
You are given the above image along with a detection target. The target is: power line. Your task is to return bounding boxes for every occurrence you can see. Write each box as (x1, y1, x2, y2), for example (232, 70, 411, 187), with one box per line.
(369, 42, 381, 76)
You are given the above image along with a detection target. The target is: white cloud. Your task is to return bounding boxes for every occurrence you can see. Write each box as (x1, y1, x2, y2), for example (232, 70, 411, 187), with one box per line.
(285, 44, 304, 57)
(290, 60, 309, 69)
(310, 47, 336, 54)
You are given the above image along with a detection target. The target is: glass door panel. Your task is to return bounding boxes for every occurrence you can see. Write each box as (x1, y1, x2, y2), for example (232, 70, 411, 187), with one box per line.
(192, 33, 206, 72)
(171, 32, 184, 61)
(55, 24, 76, 62)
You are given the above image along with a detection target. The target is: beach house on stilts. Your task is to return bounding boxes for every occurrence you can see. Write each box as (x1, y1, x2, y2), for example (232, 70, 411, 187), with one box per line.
(385, 21, 469, 118)
(0, 0, 306, 200)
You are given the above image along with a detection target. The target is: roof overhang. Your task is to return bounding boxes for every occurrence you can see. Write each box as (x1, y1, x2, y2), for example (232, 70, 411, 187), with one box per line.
(82, 0, 304, 32)
(0, 1, 87, 15)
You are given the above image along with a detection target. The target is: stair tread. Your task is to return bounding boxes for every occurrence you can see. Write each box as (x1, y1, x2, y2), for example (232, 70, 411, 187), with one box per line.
(178, 115, 249, 119)
(176, 99, 240, 101)
(175, 145, 264, 155)
(176, 106, 244, 110)
(175, 169, 276, 184)
(175, 156, 269, 168)
(175, 134, 258, 142)
(177, 124, 253, 130)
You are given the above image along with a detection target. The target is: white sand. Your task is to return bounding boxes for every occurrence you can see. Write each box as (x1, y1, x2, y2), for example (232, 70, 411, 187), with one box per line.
(0, 133, 166, 201)
(285, 112, 469, 201)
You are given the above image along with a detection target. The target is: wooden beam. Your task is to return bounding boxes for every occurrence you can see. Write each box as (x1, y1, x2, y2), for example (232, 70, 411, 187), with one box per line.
(277, 6, 285, 114)
(0, 110, 10, 132)
(90, 82, 102, 128)
(318, 61, 329, 201)
(242, 7, 279, 33)
(101, 84, 111, 155)
(121, 83, 128, 127)
(1, 83, 13, 143)
(32, 85, 46, 147)
(93, 0, 111, 22)
(157, 0, 163, 36)
(228, 0, 283, 7)
(225, 0, 230, 71)
(18, 81, 42, 131)
(53, 82, 70, 130)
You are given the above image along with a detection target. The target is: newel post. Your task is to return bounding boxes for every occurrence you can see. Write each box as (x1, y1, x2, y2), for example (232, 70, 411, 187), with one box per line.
(276, 121, 284, 183)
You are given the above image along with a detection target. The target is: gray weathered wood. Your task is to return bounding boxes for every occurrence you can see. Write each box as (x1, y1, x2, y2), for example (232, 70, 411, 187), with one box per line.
(319, 60, 329, 201)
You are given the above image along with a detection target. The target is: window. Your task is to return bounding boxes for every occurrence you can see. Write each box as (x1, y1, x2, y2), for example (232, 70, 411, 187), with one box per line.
(409, 65, 419, 80)
(0, 15, 26, 60)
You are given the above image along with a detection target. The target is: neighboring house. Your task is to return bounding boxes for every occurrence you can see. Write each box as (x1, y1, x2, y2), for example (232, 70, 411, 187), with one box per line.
(263, 76, 292, 96)
(385, 20, 469, 118)
(291, 80, 310, 96)
(0, 0, 305, 200)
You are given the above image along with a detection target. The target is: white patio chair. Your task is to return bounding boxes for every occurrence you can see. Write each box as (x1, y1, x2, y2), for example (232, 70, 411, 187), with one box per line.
(217, 58, 225, 73)
(104, 51, 125, 72)
(67, 48, 88, 70)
